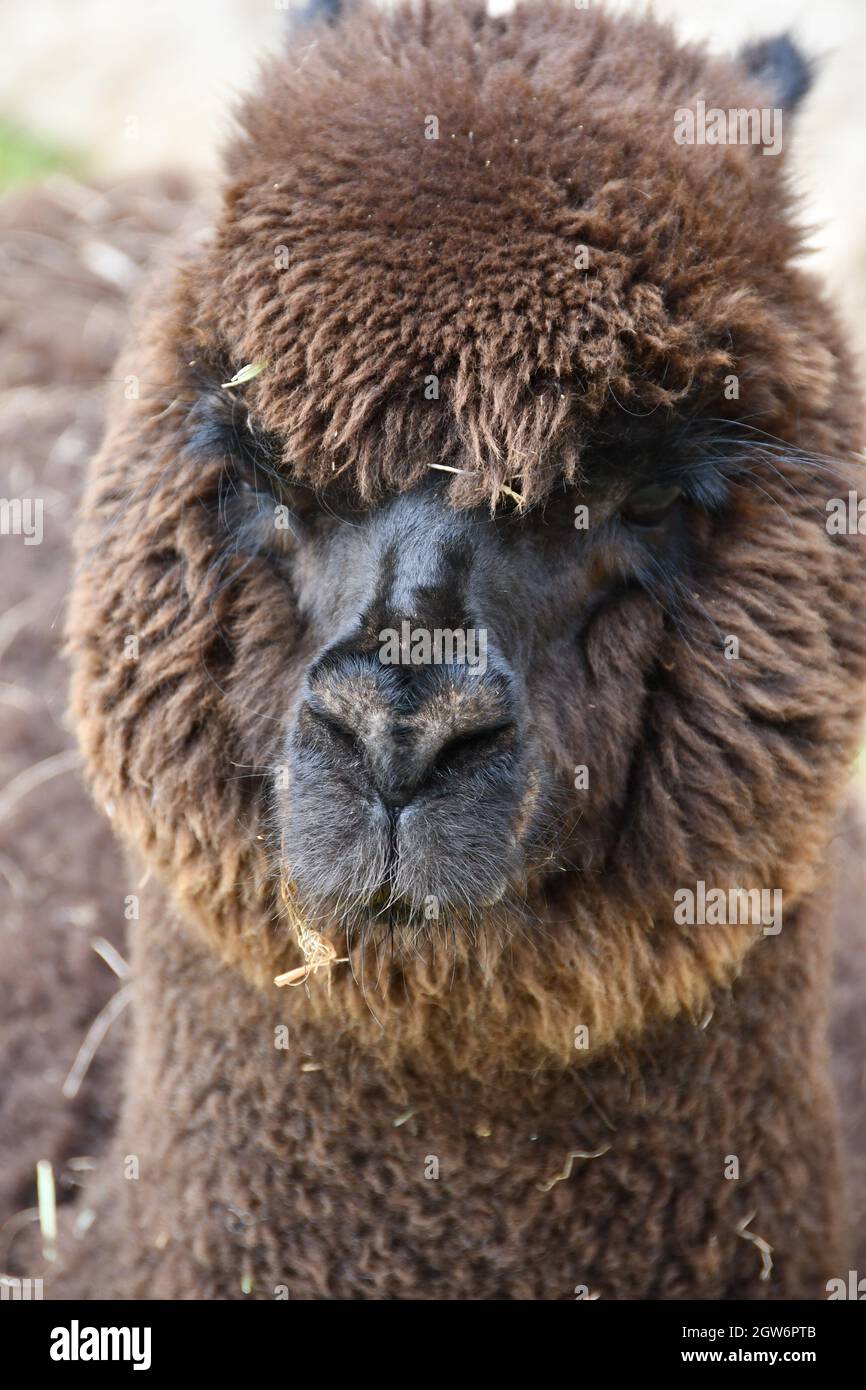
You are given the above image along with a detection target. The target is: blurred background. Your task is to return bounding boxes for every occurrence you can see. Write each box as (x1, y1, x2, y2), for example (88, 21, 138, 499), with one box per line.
(1, 0, 866, 1269)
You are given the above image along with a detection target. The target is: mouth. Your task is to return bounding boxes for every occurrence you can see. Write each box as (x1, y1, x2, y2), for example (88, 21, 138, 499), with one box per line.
(275, 760, 547, 939)
(358, 876, 512, 927)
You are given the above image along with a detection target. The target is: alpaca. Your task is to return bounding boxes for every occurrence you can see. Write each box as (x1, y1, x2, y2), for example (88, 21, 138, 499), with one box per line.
(51, 0, 866, 1298)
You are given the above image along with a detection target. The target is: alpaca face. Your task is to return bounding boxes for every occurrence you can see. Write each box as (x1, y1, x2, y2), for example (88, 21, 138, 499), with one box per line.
(258, 419, 724, 926)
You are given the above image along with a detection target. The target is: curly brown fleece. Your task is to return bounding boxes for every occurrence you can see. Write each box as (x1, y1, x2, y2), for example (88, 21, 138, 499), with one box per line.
(57, 1, 866, 1298)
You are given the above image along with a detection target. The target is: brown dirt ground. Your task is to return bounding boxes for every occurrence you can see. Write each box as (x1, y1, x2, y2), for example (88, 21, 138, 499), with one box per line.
(0, 177, 191, 1274)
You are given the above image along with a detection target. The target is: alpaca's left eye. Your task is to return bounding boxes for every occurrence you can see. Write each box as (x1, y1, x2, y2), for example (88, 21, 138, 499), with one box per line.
(275, 479, 321, 521)
(621, 482, 682, 528)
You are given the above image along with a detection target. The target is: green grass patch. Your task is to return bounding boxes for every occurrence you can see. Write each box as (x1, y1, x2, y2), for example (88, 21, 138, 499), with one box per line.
(0, 119, 82, 189)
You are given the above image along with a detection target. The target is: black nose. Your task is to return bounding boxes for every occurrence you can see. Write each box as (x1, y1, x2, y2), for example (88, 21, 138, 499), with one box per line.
(297, 651, 519, 814)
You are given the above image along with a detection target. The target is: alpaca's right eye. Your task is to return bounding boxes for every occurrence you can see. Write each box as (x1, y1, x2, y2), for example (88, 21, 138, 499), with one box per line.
(232, 459, 320, 522)
(217, 460, 326, 557)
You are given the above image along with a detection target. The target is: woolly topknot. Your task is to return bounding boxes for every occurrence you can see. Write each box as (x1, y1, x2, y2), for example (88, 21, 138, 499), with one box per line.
(168, 0, 815, 510)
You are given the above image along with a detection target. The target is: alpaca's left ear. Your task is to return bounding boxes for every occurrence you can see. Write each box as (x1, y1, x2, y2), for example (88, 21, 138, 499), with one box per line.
(289, 0, 344, 32)
(739, 34, 813, 112)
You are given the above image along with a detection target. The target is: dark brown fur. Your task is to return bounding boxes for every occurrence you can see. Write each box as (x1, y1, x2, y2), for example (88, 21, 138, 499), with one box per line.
(3, 1, 866, 1299)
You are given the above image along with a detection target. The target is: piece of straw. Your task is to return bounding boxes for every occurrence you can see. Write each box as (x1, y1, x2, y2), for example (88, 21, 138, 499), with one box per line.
(36, 1160, 57, 1262)
(273, 877, 348, 989)
(221, 362, 267, 389)
(90, 936, 130, 979)
(0, 748, 80, 825)
(536, 1145, 611, 1193)
(428, 463, 526, 510)
(736, 1211, 773, 1281)
(62, 981, 133, 1099)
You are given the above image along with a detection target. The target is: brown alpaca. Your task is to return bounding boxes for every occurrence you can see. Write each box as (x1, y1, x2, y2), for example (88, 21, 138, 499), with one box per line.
(54, 0, 866, 1298)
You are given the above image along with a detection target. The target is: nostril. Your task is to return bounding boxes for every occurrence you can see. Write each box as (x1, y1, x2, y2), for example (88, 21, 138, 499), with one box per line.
(432, 721, 517, 776)
(297, 689, 518, 812)
(301, 701, 360, 756)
